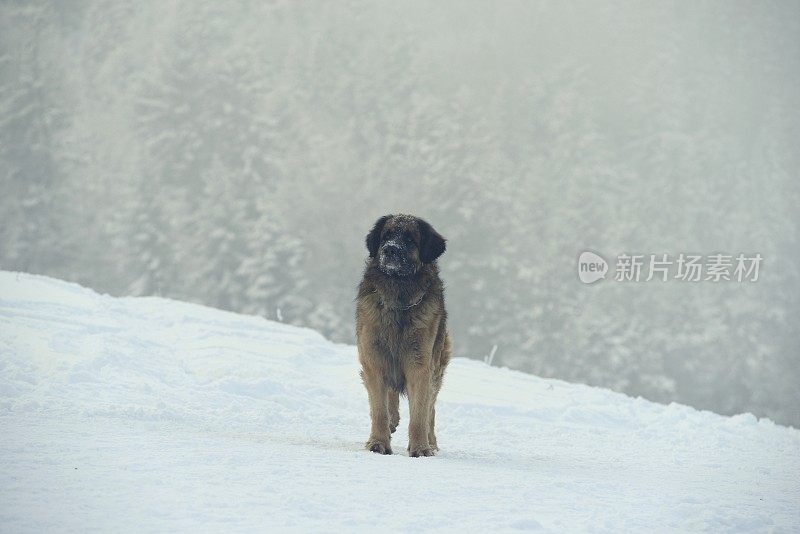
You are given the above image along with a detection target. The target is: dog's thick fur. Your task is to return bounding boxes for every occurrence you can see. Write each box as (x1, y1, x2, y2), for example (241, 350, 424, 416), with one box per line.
(356, 214, 451, 457)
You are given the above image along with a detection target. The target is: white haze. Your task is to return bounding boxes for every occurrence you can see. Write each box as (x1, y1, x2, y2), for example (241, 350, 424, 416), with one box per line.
(1, 1, 798, 426)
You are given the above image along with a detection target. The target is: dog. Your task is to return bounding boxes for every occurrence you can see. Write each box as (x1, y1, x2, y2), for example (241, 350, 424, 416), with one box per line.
(356, 214, 451, 457)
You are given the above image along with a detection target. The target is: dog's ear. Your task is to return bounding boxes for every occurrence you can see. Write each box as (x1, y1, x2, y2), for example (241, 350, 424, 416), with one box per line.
(366, 215, 390, 258)
(418, 219, 446, 263)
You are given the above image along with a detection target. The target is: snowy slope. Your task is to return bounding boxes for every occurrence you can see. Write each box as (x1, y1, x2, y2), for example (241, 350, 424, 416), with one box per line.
(1, 272, 798, 533)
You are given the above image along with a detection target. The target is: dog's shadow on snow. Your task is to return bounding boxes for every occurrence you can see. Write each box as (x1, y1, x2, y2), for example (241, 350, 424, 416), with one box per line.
(231, 432, 553, 466)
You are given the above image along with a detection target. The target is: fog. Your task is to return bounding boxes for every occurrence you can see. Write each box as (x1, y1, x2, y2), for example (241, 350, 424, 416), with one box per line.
(1, 1, 798, 426)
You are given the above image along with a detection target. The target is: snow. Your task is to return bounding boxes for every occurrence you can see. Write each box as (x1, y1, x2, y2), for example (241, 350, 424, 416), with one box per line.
(1, 271, 798, 532)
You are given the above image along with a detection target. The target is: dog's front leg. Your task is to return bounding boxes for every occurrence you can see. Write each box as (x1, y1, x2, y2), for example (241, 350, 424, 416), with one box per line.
(362, 367, 392, 454)
(405, 362, 434, 457)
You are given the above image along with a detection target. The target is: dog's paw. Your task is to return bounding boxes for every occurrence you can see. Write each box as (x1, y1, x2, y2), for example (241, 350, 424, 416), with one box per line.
(365, 438, 392, 455)
(408, 444, 435, 458)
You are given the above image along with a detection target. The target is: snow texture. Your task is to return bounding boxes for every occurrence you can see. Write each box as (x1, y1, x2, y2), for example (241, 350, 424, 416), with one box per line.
(1, 272, 798, 532)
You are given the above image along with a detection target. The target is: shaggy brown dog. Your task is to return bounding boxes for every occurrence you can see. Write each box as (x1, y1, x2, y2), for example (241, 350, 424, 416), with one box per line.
(356, 214, 451, 457)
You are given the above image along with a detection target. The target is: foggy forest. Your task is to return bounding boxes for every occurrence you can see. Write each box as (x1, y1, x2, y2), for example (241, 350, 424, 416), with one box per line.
(1, 1, 798, 427)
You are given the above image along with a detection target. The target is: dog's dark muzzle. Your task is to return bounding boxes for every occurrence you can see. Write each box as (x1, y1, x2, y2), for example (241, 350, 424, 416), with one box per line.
(382, 243, 403, 260)
(379, 242, 414, 276)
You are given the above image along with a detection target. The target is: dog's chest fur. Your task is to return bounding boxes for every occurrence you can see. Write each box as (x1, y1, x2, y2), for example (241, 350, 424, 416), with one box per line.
(356, 263, 443, 392)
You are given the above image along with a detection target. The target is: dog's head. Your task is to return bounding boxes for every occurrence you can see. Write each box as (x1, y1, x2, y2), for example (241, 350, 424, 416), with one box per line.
(366, 214, 446, 277)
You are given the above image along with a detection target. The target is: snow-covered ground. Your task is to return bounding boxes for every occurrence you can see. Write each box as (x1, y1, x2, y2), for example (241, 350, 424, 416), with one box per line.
(1, 272, 798, 532)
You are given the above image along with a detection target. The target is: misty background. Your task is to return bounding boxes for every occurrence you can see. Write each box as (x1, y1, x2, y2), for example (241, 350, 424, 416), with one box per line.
(1, 1, 798, 427)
